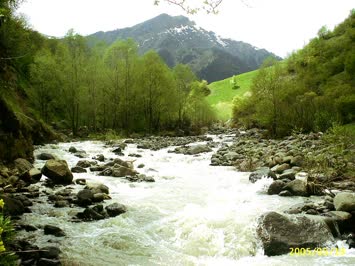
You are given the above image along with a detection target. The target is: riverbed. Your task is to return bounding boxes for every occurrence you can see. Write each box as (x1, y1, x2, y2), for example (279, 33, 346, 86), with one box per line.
(18, 135, 355, 265)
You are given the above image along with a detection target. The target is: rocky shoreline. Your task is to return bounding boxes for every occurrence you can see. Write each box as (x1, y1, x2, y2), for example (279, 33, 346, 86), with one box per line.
(0, 127, 354, 264)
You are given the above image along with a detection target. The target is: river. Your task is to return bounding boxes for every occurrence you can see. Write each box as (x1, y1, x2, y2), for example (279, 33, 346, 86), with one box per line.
(17, 135, 355, 265)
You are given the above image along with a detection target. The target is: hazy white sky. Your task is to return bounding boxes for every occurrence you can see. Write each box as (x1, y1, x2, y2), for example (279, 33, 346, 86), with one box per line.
(18, 0, 354, 57)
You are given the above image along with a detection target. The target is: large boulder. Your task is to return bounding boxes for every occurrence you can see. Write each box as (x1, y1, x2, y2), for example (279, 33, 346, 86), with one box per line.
(14, 158, 33, 175)
(283, 179, 308, 197)
(334, 192, 355, 212)
(1, 195, 25, 216)
(267, 180, 285, 195)
(29, 168, 42, 181)
(257, 212, 334, 256)
(186, 144, 212, 155)
(105, 203, 127, 217)
(41, 160, 73, 185)
(76, 189, 94, 206)
(249, 167, 277, 183)
(36, 153, 55, 160)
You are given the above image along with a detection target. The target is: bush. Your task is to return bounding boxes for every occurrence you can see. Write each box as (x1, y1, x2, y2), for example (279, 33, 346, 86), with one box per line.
(0, 199, 17, 266)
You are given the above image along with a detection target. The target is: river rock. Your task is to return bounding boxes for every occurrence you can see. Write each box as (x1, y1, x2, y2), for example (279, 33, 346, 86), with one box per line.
(257, 211, 334, 256)
(279, 190, 293, 197)
(112, 166, 138, 177)
(76, 160, 92, 168)
(41, 246, 61, 259)
(267, 180, 286, 195)
(249, 167, 277, 183)
(68, 146, 77, 153)
(105, 203, 127, 217)
(283, 179, 309, 197)
(29, 168, 42, 181)
(271, 163, 291, 174)
(14, 158, 33, 174)
(1, 195, 25, 216)
(71, 166, 87, 173)
(77, 207, 105, 221)
(36, 153, 55, 160)
(278, 169, 296, 180)
(86, 183, 109, 195)
(44, 225, 65, 237)
(186, 144, 212, 155)
(41, 159, 73, 185)
(93, 154, 105, 162)
(334, 192, 355, 212)
(77, 189, 94, 206)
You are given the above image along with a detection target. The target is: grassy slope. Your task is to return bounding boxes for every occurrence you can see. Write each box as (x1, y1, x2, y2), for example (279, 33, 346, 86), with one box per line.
(207, 70, 258, 121)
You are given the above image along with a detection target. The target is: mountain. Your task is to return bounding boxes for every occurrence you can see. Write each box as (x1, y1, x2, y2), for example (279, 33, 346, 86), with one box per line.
(88, 14, 280, 82)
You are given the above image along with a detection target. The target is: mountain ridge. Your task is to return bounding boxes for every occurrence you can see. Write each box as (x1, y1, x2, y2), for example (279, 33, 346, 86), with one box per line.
(88, 13, 280, 82)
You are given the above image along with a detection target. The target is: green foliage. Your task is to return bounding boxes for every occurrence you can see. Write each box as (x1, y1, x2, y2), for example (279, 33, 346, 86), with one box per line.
(0, 200, 18, 266)
(28, 36, 215, 135)
(232, 11, 355, 136)
(207, 70, 258, 120)
(305, 124, 355, 180)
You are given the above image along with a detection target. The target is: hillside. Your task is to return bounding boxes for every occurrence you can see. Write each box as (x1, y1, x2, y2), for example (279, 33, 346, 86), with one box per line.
(88, 14, 280, 82)
(207, 70, 258, 120)
(232, 10, 355, 136)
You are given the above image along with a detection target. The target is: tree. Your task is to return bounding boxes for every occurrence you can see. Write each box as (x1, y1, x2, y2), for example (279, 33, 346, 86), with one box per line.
(30, 49, 59, 122)
(173, 64, 197, 127)
(231, 75, 240, 90)
(62, 29, 88, 135)
(154, 0, 224, 14)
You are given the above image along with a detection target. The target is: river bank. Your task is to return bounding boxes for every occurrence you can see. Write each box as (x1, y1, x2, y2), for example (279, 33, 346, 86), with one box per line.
(0, 128, 354, 265)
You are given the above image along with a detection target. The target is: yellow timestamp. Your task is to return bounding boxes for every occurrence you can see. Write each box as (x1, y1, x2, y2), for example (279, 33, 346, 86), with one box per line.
(289, 247, 346, 256)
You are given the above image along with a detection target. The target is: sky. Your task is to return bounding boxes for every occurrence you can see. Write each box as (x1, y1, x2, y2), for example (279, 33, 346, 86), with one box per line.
(18, 0, 354, 57)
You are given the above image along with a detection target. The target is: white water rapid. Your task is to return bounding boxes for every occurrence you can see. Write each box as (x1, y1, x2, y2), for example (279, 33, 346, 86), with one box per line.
(18, 135, 355, 265)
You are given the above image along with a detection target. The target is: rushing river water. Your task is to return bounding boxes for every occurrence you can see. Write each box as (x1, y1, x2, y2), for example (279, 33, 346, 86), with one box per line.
(18, 135, 355, 265)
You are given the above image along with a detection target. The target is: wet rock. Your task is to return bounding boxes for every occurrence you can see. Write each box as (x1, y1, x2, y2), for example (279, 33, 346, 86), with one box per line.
(334, 192, 355, 212)
(1, 195, 25, 216)
(41, 246, 61, 259)
(279, 190, 293, 197)
(77, 189, 94, 206)
(41, 160, 73, 185)
(283, 179, 309, 197)
(249, 167, 277, 183)
(37, 258, 61, 266)
(29, 168, 42, 181)
(112, 166, 138, 177)
(186, 144, 212, 155)
(112, 147, 123, 155)
(93, 154, 105, 162)
(21, 224, 38, 232)
(257, 211, 334, 256)
(86, 183, 109, 195)
(68, 146, 77, 153)
(271, 163, 291, 174)
(44, 225, 65, 237)
(278, 169, 296, 180)
(267, 180, 286, 195)
(54, 200, 69, 208)
(75, 178, 86, 185)
(77, 207, 105, 221)
(76, 160, 92, 168)
(128, 153, 142, 158)
(74, 151, 88, 158)
(93, 193, 109, 202)
(36, 153, 55, 160)
(71, 166, 87, 173)
(105, 203, 127, 217)
(90, 165, 106, 172)
(137, 164, 145, 168)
